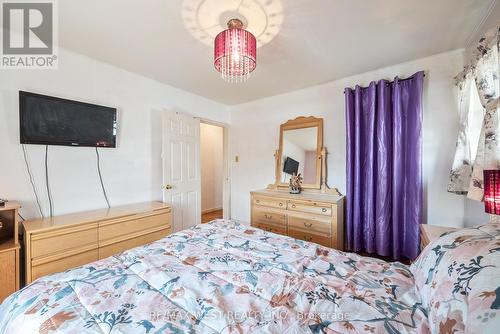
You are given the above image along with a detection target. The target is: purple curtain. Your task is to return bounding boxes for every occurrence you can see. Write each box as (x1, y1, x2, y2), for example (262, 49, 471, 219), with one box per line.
(345, 71, 424, 260)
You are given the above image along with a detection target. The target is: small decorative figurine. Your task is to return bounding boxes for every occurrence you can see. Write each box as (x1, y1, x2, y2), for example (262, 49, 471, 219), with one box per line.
(289, 173, 303, 194)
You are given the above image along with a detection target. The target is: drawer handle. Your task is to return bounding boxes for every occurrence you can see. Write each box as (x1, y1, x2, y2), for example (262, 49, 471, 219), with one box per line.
(303, 222, 313, 228)
(256, 200, 260, 203)
(322, 208, 327, 213)
(279, 203, 283, 207)
(303, 236, 312, 242)
(291, 204, 296, 208)
(264, 214, 273, 220)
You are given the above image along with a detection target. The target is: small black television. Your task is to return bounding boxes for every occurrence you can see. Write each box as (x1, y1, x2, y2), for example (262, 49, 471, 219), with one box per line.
(283, 157, 299, 175)
(19, 91, 117, 148)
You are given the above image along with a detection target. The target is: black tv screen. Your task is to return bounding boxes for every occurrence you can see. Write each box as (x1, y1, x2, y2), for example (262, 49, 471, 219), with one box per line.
(283, 157, 299, 175)
(19, 91, 117, 148)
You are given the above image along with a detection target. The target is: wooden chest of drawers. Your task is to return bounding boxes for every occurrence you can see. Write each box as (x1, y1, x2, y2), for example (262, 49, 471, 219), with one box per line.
(251, 190, 344, 250)
(420, 224, 457, 251)
(0, 202, 21, 303)
(23, 202, 171, 285)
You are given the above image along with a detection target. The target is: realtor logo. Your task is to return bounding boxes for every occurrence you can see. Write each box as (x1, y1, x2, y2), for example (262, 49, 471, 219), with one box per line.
(1, 0, 58, 69)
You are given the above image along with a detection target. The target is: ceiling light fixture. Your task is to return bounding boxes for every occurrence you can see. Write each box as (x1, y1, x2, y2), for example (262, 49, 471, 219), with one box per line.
(214, 19, 256, 83)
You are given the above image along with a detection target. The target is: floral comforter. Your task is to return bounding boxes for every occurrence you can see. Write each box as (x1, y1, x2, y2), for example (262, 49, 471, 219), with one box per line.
(0, 220, 494, 334)
(411, 223, 500, 333)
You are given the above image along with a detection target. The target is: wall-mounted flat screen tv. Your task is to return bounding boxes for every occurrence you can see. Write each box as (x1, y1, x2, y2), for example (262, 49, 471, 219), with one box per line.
(283, 157, 299, 175)
(19, 91, 117, 148)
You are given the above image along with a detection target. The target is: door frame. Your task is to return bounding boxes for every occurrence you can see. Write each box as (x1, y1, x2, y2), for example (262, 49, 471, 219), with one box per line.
(198, 118, 231, 220)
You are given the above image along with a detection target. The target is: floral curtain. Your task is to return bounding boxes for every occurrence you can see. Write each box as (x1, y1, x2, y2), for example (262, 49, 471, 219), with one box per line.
(448, 26, 500, 201)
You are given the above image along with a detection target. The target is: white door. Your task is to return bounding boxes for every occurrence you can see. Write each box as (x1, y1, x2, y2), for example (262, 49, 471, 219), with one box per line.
(162, 111, 201, 232)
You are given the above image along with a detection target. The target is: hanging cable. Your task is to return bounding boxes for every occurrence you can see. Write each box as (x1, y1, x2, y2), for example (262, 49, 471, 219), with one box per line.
(95, 147, 111, 209)
(21, 144, 44, 218)
(18, 212, 26, 221)
(45, 145, 54, 217)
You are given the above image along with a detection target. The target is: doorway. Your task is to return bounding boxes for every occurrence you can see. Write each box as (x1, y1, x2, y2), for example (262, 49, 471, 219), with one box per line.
(162, 111, 201, 232)
(200, 122, 225, 223)
(162, 112, 230, 231)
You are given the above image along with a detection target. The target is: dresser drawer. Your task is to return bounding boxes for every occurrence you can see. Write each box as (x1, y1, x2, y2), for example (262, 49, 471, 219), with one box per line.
(252, 209, 286, 226)
(252, 222, 286, 235)
(99, 211, 171, 243)
(288, 201, 332, 216)
(288, 228, 331, 247)
(31, 224, 98, 259)
(31, 249, 99, 282)
(252, 196, 286, 209)
(99, 228, 170, 259)
(288, 215, 331, 235)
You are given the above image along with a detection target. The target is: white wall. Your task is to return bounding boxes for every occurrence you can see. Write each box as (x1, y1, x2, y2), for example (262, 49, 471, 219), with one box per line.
(2, 46, 488, 228)
(200, 123, 223, 213)
(230, 49, 474, 228)
(0, 48, 229, 219)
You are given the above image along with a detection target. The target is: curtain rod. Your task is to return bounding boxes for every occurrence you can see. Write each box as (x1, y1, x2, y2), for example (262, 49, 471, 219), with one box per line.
(343, 73, 426, 93)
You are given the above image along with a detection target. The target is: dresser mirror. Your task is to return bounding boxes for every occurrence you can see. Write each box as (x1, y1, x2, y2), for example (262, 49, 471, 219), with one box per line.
(269, 116, 341, 195)
(277, 117, 323, 189)
(253, 117, 344, 249)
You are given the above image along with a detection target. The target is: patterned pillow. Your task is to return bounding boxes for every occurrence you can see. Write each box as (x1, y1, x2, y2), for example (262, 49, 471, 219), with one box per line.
(410, 224, 500, 333)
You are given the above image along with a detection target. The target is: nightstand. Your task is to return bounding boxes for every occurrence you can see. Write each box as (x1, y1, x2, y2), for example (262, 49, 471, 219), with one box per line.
(0, 202, 21, 303)
(420, 224, 458, 250)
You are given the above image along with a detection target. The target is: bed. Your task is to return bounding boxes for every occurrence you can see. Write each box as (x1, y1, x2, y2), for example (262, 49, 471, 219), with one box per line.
(0, 220, 498, 333)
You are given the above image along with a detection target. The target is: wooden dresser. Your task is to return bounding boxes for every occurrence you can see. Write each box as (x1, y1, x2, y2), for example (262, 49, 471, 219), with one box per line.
(23, 202, 171, 285)
(420, 224, 458, 251)
(251, 190, 344, 250)
(0, 202, 21, 303)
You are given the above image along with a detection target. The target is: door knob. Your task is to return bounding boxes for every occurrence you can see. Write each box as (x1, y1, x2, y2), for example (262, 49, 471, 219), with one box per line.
(163, 184, 173, 190)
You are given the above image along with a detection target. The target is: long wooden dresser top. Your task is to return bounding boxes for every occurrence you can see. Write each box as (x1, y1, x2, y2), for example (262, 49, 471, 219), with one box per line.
(23, 201, 170, 234)
(251, 189, 344, 204)
(22, 201, 172, 285)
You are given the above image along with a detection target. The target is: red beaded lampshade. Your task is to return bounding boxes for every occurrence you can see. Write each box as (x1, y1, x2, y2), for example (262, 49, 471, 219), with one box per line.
(214, 19, 256, 83)
(484, 170, 500, 215)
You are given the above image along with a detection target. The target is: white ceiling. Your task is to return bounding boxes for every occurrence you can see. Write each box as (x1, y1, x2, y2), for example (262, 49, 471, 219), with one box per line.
(58, 0, 495, 105)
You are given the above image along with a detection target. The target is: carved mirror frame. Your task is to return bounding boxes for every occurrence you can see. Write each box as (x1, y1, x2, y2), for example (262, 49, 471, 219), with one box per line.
(276, 116, 323, 189)
(269, 116, 341, 195)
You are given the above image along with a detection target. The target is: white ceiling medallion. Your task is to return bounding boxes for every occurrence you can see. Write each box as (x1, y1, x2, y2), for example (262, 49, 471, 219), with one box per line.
(182, 0, 284, 48)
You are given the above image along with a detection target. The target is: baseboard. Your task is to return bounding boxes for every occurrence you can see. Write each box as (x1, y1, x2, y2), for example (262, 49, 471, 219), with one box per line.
(202, 207, 223, 215)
